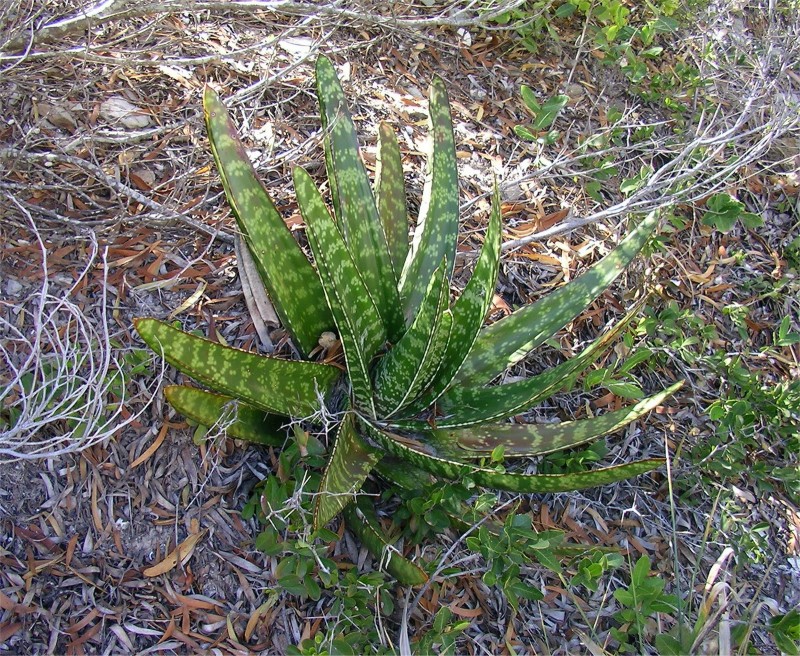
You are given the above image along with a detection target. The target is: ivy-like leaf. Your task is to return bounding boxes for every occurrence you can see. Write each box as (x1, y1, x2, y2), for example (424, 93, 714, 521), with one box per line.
(457, 211, 660, 386)
(398, 76, 459, 325)
(134, 318, 339, 417)
(203, 87, 332, 356)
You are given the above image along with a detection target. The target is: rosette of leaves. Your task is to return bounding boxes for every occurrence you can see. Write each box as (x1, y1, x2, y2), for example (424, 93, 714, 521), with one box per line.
(134, 55, 680, 585)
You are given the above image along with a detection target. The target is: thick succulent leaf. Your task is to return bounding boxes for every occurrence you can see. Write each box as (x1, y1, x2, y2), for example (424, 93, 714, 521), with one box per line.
(373, 458, 620, 555)
(203, 87, 331, 356)
(314, 413, 382, 530)
(134, 318, 339, 417)
(315, 56, 404, 342)
(373, 258, 449, 416)
(294, 167, 385, 415)
(403, 185, 502, 414)
(398, 76, 459, 324)
(342, 496, 428, 585)
(362, 421, 665, 494)
(399, 299, 645, 430)
(164, 386, 287, 445)
(429, 382, 684, 457)
(373, 457, 435, 490)
(456, 211, 660, 385)
(375, 122, 409, 283)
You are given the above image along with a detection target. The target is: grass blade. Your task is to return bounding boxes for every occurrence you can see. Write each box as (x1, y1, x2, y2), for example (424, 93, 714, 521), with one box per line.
(204, 87, 332, 355)
(457, 211, 660, 385)
(134, 318, 339, 416)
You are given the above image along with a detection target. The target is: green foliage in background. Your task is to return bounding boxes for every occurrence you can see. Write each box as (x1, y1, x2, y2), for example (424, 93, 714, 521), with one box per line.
(134, 55, 679, 584)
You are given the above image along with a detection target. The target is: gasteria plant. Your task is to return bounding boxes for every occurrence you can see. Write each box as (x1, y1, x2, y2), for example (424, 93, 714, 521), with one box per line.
(134, 55, 680, 585)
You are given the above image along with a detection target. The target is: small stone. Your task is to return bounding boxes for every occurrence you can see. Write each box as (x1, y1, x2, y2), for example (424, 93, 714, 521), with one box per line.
(5, 279, 23, 296)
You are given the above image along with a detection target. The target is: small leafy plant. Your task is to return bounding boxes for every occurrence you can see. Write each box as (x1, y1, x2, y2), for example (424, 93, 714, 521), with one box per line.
(700, 192, 763, 232)
(134, 55, 680, 583)
(514, 85, 570, 144)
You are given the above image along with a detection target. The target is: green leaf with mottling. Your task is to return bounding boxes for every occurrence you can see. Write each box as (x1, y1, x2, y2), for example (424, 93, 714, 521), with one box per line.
(398, 76, 459, 325)
(314, 413, 381, 529)
(164, 386, 287, 446)
(134, 318, 339, 416)
(430, 382, 683, 457)
(405, 184, 502, 413)
(294, 167, 385, 416)
(373, 457, 435, 490)
(342, 496, 428, 585)
(363, 421, 665, 494)
(373, 258, 449, 416)
(457, 211, 660, 386)
(315, 56, 404, 342)
(203, 87, 331, 356)
(402, 299, 645, 429)
(375, 122, 410, 283)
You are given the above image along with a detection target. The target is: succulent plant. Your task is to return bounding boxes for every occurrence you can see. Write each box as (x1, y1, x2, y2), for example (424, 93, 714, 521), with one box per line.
(134, 55, 680, 585)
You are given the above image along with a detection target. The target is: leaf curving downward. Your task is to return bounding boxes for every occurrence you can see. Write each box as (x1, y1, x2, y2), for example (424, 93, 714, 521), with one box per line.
(164, 385, 287, 446)
(314, 413, 381, 530)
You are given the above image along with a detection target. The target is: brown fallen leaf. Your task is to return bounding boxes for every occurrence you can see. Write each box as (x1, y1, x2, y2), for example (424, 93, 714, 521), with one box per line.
(143, 530, 206, 577)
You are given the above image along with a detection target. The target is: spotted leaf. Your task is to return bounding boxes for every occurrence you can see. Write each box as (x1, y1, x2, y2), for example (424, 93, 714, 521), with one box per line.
(398, 76, 459, 324)
(314, 413, 382, 530)
(315, 56, 404, 342)
(430, 382, 683, 457)
(403, 184, 502, 414)
(375, 122, 410, 283)
(363, 421, 665, 494)
(294, 167, 385, 416)
(456, 211, 660, 385)
(204, 87, 332, 356)
(372, 258, 449, 416)
(342, 496, 428, 585)
(134, 318, 339, 417)
(163, 386, 286, 446)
